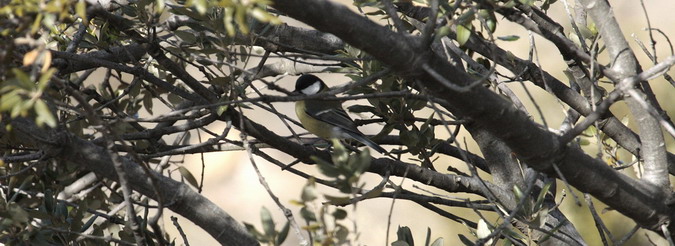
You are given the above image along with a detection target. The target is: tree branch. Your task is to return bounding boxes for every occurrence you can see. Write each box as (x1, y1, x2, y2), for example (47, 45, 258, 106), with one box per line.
(395, 1, 675, 175)
(580, 0, 670, 190)
(2, 118, 259, 245)
(271, 0, 674, 235)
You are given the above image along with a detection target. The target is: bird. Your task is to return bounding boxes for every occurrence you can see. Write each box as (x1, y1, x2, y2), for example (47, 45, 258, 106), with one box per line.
(294, 74, 386, 154)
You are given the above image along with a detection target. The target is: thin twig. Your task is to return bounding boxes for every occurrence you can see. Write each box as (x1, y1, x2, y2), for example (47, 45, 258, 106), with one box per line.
(615, 225, 640, 245)
(385, 166, 409, 246)
(584, 193, 612, 246)
(171, 216, 191, 246)
(560, 54, 675, 143)
(239, 113, 308, 246)
(53, 77, 147, 245)
(0, 159, 43, 179)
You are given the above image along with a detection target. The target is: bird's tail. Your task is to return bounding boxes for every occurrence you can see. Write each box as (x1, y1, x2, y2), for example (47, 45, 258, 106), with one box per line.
(347, 132, 386, 154)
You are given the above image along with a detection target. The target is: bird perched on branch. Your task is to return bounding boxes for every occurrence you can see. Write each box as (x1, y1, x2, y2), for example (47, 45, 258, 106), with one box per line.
(294, 74, 386, 154)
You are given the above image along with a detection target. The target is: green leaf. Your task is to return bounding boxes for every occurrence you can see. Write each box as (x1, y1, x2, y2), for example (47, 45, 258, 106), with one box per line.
(300, 206, 317, 222)
(143, 92, 153, 115)
(260, 206, 275, 237)
(301, 179, 318, 202)
(76, 0, 87, 22)
(581, 125, 597, 137)
(331, 139, 349, 165)
(276, 221, 290, 245)
(174, 30, 197, 44)
(478, 9, 497, 33)
(332, 208, 348, 220)
(361, 185, 384, 200)
(587, 22, 598, 37)
(167, 93, 183, 104)
(323, 195, 351, 205)
(430, 237, 444, 246)
(0, 92, 21, 112)
(513, 185, 524, 202)
(216, 105, 229, 116)
(235, 5, 249, 35)
(243, 222, 265, 240)
(335, 224, 349, 243)
(224, 8, 236, 37)
(540, 0, 557, 10)
(191, 0, 207, 14)
(458, 234, 475, 246)
(138, 0, 153, 9)
(11, 100, 31, 118)
(31, 13, 43, 35)
(456, 24, 472, 46)
(131, 82, 144, 97)
(407, 99, 427, 111)
(344, 44, 362, 58)
(578, 25, 595, 39)
(497, 35, 520, 41)
(55, 201, 68, 220)
(400, 128, 419, 147)
(210, 77, 231, 87)
(353, 148, 371, 175)
(533, 181, 552, 212)
(435, 25, 451, 40)
(392, 241, 410, 246)
(313, 156, 340, 177)
(536, 208, 549, 227)
(37, 68, 56, 90)
(518, 0, 535, 6)
(365, 10, 385, 16)
(177, 166, 200, 188)
(347, 105, 376, 113)
(34, 100, 56, 127)
(155, 0, 165, 13)
(396, 226, 414, 246)
(249, 8, 281, 24)
(7, 203, 30, 225)
(12, 68, 34, 90)
(181, 131, 192, 145)
(503, 239, 513, 246)
(456, 9, 476, 24)
(44, 189, 55, 213)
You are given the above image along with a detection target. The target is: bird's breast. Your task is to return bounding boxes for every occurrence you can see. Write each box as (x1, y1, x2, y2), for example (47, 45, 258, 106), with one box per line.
(295, 100, 334, 139)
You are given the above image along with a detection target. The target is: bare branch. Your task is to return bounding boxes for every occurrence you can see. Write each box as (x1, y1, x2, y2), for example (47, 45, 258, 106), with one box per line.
(581, 0, 670, 189)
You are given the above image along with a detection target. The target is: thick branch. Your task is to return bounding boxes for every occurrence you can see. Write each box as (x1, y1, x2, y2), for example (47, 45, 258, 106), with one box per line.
(271, 0, 674, 234)
(580, 0, 670, 189)
(3, 118, 259, 245)
(395, 1, 675, 174)
(52, 44, 147, 74)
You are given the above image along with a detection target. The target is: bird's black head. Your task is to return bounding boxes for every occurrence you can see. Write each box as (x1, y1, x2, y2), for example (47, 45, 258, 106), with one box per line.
(295, 74, 326, 95)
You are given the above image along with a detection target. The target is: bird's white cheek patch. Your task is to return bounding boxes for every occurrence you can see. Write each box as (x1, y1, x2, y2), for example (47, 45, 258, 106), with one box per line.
(301, 82, 322, 95)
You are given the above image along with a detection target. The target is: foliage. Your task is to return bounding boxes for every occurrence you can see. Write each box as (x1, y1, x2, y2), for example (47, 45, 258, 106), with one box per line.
(0, 0, 674, 245)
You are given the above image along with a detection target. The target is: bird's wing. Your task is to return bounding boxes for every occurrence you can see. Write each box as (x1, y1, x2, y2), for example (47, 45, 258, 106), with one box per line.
(305, 99, 360, 134)
(305, 99, 387, 153)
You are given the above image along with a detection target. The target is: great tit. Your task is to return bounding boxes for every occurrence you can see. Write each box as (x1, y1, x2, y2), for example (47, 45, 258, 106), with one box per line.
(294, 74, 386, 154)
